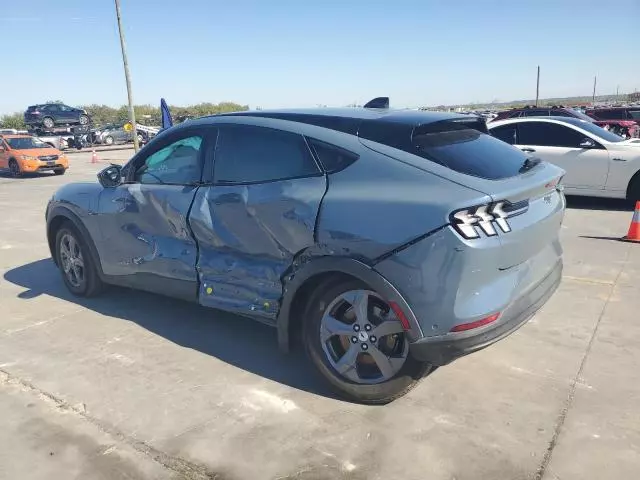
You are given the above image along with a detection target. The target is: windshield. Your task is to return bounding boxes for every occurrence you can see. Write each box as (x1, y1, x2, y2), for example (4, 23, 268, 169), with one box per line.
(572, 110, 596, 122)
(575, 122, 625, 143)
(6, 137, 51, 149)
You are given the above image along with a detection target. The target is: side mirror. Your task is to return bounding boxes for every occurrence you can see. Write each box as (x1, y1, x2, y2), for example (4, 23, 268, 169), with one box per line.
(579, 138, 596, 148)
(97, 164, 123, 188)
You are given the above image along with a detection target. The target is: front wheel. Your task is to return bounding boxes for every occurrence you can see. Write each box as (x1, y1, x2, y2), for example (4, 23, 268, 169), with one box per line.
(54, 168, 66, 176)
(55, 225, 103, 297)
(9, 159, 22, 178)
(628, 176, 640, 204)
(79, 114, 89, 125)
(104, 135, 114, 145)
(303, 279, 433, 404)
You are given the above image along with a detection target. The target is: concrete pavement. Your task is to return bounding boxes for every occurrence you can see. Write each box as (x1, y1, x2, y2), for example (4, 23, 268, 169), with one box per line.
(0, 151, 638, 479)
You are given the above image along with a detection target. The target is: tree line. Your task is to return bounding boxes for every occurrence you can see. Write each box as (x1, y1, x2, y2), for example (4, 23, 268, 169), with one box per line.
(0, 101, 249, 130)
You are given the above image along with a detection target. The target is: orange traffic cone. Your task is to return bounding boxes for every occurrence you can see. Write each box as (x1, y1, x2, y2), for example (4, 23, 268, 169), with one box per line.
(91, 150, 98, 164)
(622, 201, 640, 243)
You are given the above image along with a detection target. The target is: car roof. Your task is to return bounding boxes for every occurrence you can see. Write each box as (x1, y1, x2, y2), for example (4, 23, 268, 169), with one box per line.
(488, 116, 593, 128)
(197, 107, 473, 136)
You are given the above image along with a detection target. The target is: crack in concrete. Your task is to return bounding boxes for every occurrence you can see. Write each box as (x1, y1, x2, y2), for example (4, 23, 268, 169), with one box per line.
(534, 246, 632, 480)
(0, 369, 228, 480)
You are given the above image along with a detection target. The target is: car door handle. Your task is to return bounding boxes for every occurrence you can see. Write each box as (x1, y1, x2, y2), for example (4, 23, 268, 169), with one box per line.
(520, 147, 536, 153)
(612, 157, 626, 162)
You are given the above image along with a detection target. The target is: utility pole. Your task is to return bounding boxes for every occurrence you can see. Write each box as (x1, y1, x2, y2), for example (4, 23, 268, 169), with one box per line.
(592, 76, 597, 104)
(616, 85, 619, 102)
(114, 0, 139, 152)
(535, 66, 540, 107)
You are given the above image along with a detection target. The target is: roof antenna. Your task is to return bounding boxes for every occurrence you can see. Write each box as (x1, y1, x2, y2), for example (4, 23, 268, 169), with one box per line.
(363, 97, 390, 109)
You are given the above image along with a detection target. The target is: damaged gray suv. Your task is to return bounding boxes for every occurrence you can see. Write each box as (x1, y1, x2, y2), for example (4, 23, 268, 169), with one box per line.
(46, 103, 565, 404)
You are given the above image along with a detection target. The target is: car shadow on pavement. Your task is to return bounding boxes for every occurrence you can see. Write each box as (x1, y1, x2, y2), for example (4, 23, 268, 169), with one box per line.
(4, 258, 340, 401)
(564, 195, 633, 212)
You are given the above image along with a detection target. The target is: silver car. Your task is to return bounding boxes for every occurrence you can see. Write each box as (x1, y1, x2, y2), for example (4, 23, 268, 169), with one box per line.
(45, 106, 565, 403)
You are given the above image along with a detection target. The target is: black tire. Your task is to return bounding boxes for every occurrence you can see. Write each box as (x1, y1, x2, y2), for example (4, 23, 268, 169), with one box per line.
(55, 223, 104, 297)
(79, 114, 89, 125)
(628, 175, 640, 203)
(303, 278, 433, 404)
(54, 168, 66, 176)
(104, 135, 114, 145)
(8, 159, 22, 178)
(42, 117, 55, 129)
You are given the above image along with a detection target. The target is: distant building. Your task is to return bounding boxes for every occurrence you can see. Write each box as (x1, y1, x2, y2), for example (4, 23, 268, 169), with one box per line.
(628, 92, 640, 102)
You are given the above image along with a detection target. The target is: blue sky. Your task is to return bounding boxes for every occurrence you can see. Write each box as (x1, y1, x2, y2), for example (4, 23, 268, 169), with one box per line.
(2, 0, 639, 114)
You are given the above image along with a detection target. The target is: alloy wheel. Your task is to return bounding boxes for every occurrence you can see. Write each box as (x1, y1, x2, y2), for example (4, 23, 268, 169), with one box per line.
(320, 290, 408, 384)
(59, 233, 85, 288)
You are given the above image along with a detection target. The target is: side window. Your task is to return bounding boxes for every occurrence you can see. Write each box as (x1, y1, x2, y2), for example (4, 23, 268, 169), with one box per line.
(60, 105, 71, 112)
(135, 135, 203, 185)
(214, 125, 320, 184)
(517, 122, 584, 148)
(551, 110, 571, 117)
(307, 138, 359, 173)
(490, 125, 517, 145)
(508, 111, 522, 118)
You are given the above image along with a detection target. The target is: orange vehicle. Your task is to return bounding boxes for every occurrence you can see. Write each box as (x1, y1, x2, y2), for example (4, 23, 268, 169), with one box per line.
(0, 134, 69, 177)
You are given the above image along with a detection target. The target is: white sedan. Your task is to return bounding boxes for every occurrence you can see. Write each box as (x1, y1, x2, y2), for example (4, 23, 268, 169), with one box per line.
(488, 117, 640, 202)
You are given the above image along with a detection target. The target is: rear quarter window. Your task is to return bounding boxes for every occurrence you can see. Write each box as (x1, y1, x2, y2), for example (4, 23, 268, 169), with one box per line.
(412, 128, 527, 180)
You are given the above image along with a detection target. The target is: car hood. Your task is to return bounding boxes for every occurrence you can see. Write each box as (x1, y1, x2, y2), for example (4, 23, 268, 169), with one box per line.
(13, 147, 62, 157)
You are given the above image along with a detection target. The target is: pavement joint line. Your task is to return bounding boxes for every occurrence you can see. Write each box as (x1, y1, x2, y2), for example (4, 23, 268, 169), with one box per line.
(0, 368, 224, 480)
(561, 275, 615, 286)
(534, 245, 632, 480)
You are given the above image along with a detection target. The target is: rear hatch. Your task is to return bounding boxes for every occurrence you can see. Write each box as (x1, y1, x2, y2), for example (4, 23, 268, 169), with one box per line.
(25, 105, 40, 121)
(360, 118, 565, 269)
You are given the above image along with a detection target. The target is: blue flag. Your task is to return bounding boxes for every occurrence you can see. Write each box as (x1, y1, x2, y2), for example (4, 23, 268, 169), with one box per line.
(160, 98, 173, 129)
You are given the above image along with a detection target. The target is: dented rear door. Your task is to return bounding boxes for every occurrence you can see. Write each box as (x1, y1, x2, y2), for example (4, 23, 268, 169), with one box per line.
(189, 124, 326, 321)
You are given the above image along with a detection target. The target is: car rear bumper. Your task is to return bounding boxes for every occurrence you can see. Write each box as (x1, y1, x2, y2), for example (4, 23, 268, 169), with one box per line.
(409, 259, 562, 365)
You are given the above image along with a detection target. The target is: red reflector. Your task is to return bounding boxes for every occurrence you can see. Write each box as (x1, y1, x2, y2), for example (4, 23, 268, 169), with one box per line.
(389, 301, 411, 331)
(450, 313, 500, 332)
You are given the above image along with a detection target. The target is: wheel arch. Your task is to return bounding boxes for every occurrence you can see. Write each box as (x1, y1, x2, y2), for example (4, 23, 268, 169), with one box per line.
(47, 206, 104, 279)
(277, 257, 423, 353)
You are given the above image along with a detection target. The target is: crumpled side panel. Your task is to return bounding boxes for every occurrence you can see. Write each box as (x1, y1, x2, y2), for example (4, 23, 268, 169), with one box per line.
(190, 177, 326, 320)
(97, 184, 199, 280)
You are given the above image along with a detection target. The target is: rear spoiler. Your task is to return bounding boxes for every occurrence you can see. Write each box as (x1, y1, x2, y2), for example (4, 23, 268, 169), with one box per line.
(363, 97, 390, 109)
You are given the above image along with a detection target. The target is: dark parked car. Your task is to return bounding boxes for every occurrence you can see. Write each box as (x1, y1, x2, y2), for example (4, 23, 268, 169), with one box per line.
(24, 103, 90, 130)
(586, 107, 640, 123)
(45, 106, 565, 403)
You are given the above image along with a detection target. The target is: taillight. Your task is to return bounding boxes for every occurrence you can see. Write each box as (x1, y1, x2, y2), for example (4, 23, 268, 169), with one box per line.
(451, 201, 523, 239)
(450, 312, 500, 332)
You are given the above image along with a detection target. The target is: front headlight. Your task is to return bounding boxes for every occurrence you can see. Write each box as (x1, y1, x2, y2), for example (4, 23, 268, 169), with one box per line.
(20, 155, 37, 161)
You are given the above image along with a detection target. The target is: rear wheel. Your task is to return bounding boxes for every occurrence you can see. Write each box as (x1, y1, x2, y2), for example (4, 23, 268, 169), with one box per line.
(9, 159, 21, 178)
(55, 224, 104, 297)
(104, 135, 114, 145)
(303, 278, 433, 404)
(79, 114, 89, 125)
(42, 117, 55, 129)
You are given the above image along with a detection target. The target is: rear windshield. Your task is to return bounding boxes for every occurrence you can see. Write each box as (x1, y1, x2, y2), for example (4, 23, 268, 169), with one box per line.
(412, 127, 528, 180)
